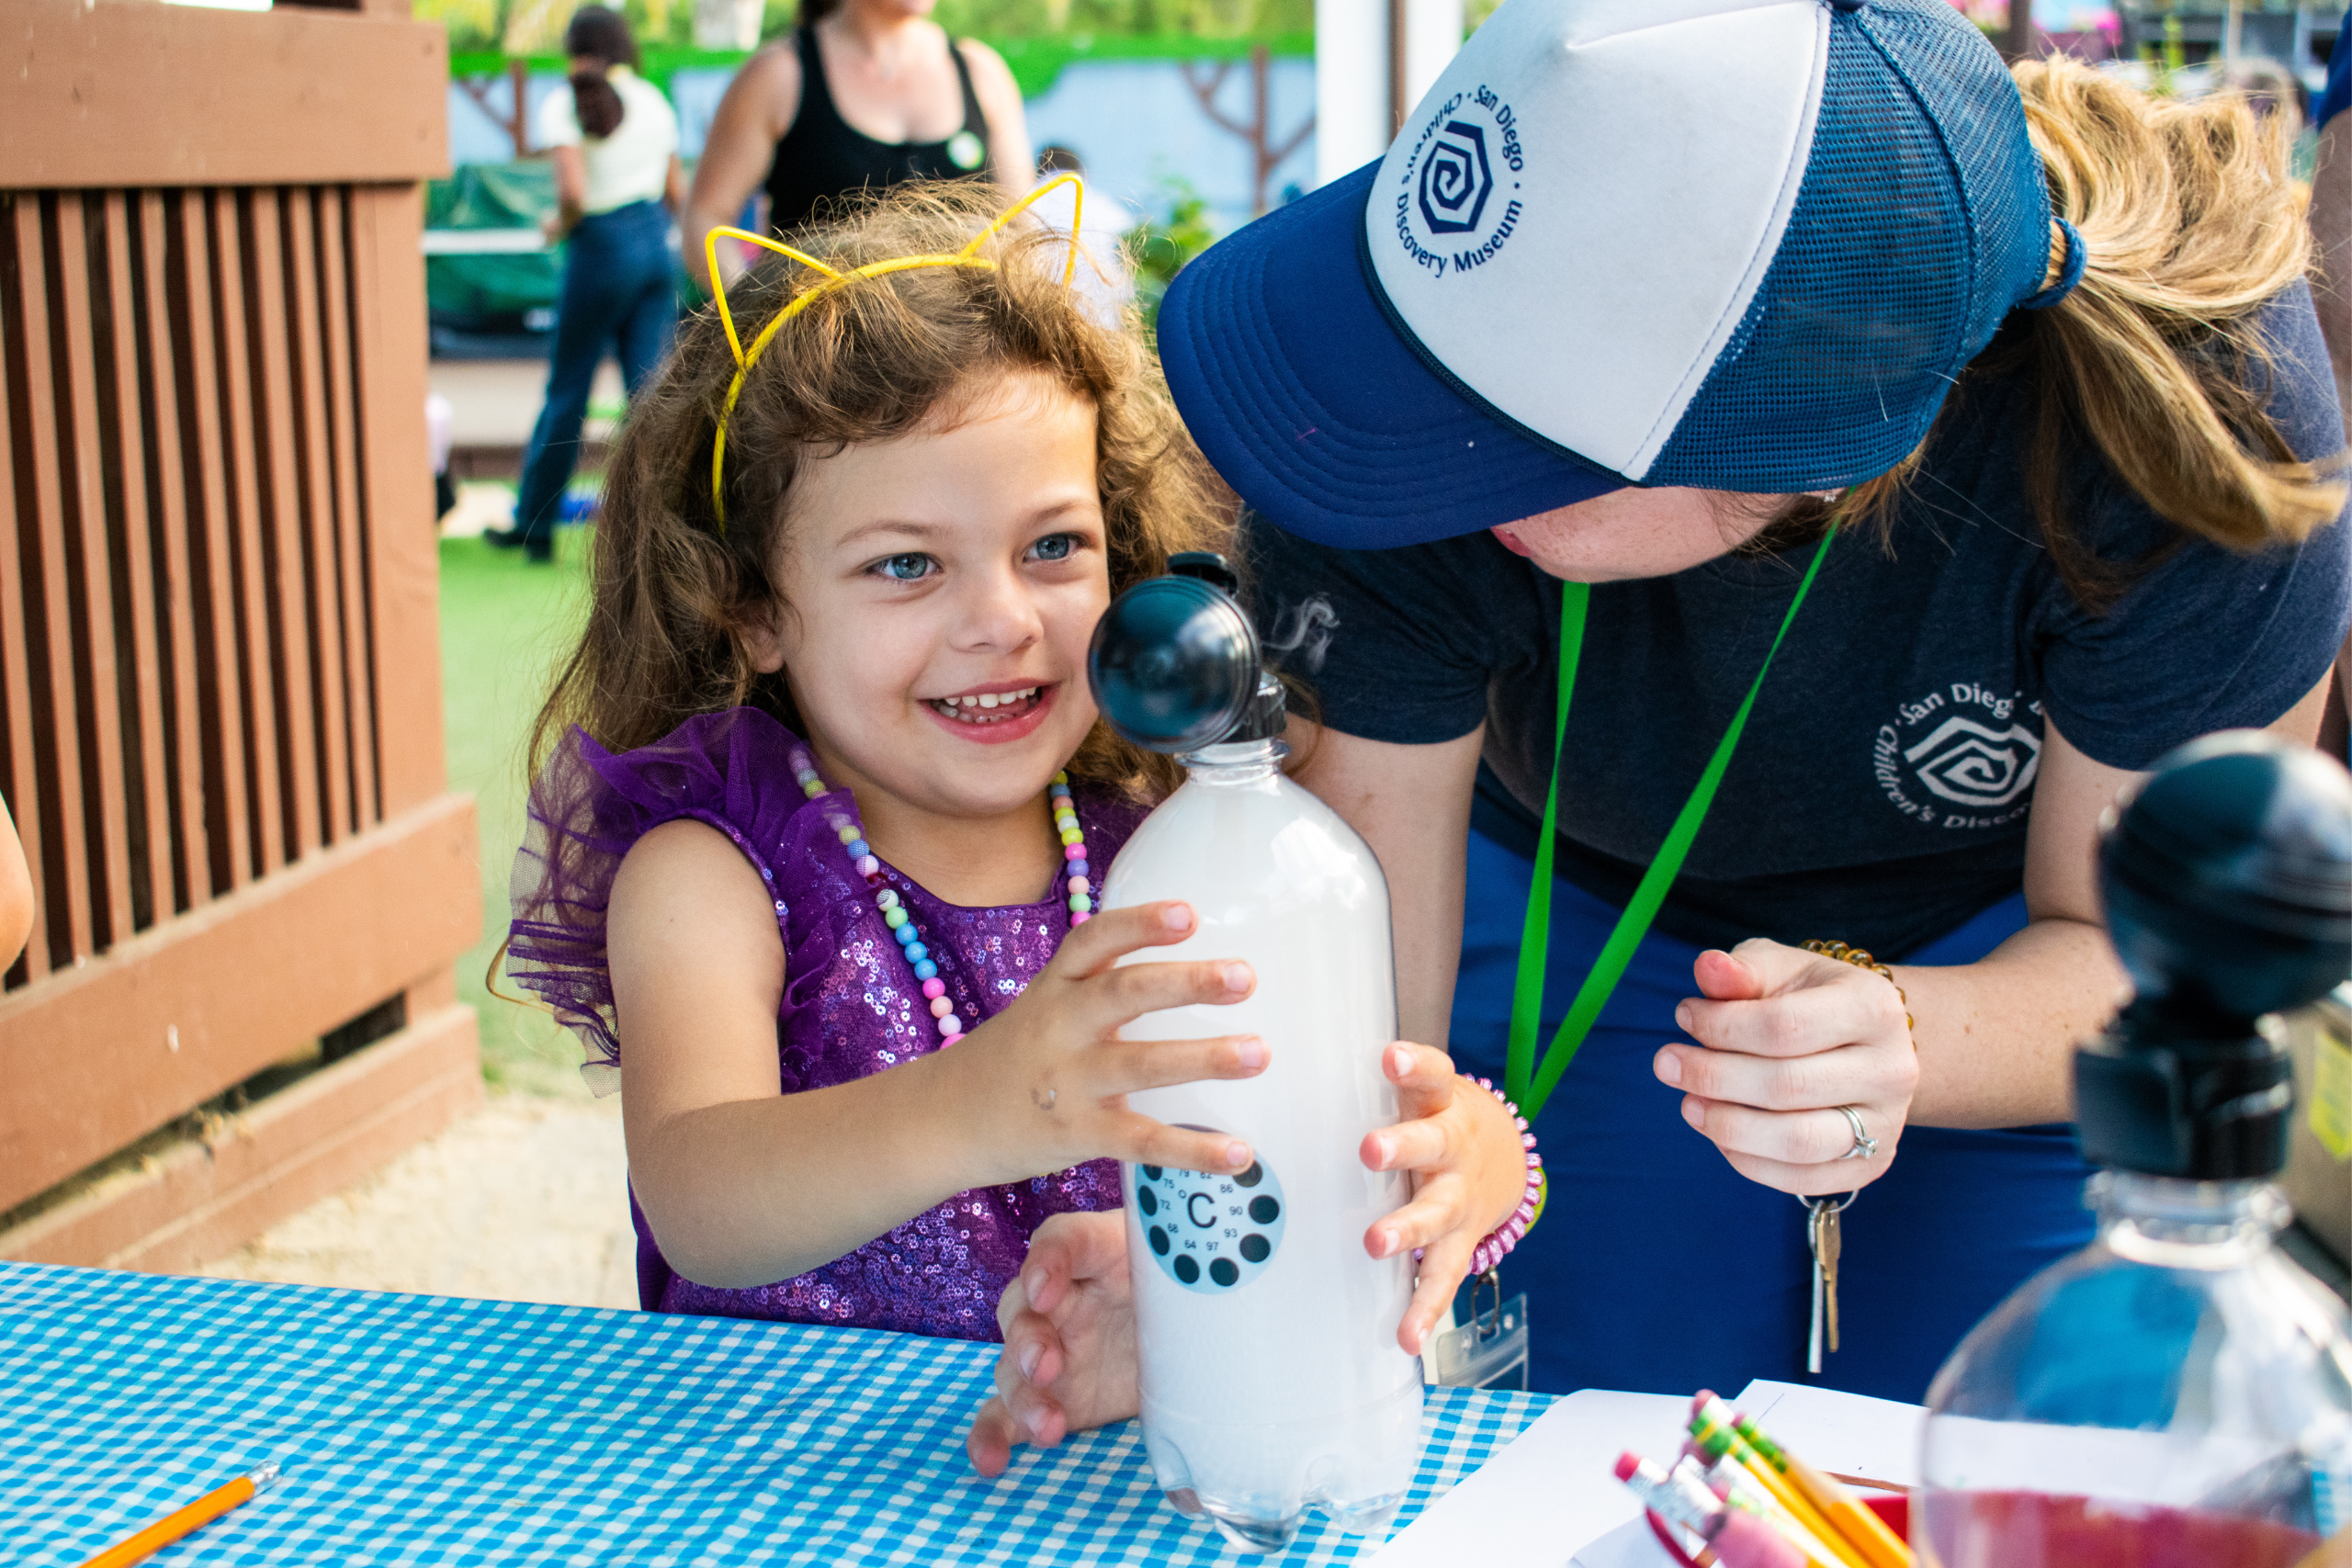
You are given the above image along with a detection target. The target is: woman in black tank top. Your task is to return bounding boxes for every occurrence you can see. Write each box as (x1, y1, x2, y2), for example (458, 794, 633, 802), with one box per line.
(764, 20, 989, 231)
(683, 0, 1034, 292)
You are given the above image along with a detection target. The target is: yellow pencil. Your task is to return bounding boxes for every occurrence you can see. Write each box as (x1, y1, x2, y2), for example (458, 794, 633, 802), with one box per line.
(1692, 1411, 1872, 1568)
(1735, 1415, 1912, 1568)
(74, 1462, 280, 1568)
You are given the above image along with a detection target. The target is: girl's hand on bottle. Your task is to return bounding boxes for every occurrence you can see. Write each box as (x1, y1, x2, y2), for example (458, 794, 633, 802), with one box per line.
(1357, 1043, 1531, 1355)
(967, 1210, 1134, 1478)
(1653, 938, 1919, 1196)
(955, 900, 1269, 1185)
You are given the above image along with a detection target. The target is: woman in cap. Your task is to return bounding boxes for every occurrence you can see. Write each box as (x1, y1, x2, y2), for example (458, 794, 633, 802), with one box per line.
(968, 0, 2349, 1457)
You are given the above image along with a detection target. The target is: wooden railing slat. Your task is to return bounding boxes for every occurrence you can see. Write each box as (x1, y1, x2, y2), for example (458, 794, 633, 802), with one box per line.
(345, 184, 442, 820)
(95, 192, 175, 933)
(313, 187, 378, 831)
(131, 190, 210, 918)
(0, 196, 52, 984)
(206, 189, 287, 879)
(14, 197, 94, 967)
(278, 187, 351, 848)
(54, 191, 140, 952)
(162, 190, 253, 897)
(243, 187, 322, 864)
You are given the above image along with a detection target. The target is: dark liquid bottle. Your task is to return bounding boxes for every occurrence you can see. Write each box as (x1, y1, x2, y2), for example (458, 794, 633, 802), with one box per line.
(1919, 734, 2352, 1567)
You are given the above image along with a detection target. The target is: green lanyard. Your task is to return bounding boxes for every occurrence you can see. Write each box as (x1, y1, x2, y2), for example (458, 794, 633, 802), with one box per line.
(1504, 533, 1836, 1123)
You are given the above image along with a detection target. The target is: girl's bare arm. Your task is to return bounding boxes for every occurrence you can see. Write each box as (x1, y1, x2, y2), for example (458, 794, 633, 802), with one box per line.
(611, 818, 1263, 1289)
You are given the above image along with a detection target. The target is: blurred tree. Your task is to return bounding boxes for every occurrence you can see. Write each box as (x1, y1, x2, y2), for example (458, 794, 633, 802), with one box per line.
(427, 0, 1309, 59)
(503, 0, 571, 53)
(419, 0, 505, 53)
(1125, 178, 1215, 336)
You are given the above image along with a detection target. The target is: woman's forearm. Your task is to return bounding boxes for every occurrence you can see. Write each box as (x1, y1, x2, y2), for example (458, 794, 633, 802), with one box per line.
(627, 1044, 993, 1288)
(1894, 914, 2124, 1129)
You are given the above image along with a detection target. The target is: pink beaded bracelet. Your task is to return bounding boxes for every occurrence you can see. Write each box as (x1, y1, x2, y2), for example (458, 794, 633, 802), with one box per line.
(1416, 1075, 1545, 1277)
(1470, 1076, 1544, 1276)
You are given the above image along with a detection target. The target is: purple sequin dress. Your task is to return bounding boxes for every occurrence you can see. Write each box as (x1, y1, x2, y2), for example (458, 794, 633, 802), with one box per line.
(507, 706, 1140, 1341)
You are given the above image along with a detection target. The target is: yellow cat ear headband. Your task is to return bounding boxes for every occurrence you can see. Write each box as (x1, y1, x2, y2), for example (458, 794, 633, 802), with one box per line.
(703, 174, 1086, 534)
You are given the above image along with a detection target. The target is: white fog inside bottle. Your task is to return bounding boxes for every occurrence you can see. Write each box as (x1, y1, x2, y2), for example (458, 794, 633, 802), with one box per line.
(1102, 737, 1424, 1551)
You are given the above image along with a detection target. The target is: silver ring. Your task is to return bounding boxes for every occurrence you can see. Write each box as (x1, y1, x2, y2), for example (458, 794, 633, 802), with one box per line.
(1833, 1104, 1878, 1161)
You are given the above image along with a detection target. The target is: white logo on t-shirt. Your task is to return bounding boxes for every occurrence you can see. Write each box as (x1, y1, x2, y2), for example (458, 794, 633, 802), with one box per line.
(1904, 716, 2041, 807)
(1872, 682, 2043, 829)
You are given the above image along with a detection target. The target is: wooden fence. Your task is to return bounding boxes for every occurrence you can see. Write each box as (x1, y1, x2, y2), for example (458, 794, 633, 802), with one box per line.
(0, 0, 481, 1270)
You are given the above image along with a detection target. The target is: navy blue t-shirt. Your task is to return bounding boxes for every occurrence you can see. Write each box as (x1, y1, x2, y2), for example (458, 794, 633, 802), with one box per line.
(1248, 283, 2351, 958)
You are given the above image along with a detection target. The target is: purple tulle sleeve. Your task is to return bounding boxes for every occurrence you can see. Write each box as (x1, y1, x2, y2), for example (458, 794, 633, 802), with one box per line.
(506, 708, 821, 1095)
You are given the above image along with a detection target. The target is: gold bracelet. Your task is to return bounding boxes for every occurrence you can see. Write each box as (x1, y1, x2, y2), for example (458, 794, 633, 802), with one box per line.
(1801, 939, 1916, 1039)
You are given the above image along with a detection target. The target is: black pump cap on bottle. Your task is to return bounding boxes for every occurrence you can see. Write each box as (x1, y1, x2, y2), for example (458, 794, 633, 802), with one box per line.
(1087, 554, 1261, 753)
(2075, 733, 2352, 1179)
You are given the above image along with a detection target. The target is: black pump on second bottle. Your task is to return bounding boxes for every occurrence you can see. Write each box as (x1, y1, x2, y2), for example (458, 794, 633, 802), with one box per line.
(1088, 551, 1285, 754)
(2074, 732, 2352, 1180)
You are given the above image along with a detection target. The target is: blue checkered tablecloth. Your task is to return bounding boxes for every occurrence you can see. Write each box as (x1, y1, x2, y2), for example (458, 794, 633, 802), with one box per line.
(1, 1263, 1549, 1565)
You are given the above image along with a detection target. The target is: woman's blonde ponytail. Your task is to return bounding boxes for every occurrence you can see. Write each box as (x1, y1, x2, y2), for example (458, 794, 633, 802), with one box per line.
(2010, 60, 2346, 590)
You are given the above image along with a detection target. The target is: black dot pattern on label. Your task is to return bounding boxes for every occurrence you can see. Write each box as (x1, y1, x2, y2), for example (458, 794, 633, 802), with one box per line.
(1132, 1137, 1284, 1295)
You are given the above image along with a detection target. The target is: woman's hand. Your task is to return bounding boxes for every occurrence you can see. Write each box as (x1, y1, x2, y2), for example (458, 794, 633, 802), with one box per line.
(1358, 1043, 1530, 1355)
(1654, 939, 1918, 1196)
(967, 1212, 1135, 1478)
(949, 901, 1268, 1187)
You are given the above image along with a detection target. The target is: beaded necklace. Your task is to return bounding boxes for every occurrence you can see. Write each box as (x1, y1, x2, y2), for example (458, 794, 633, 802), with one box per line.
(787, 744, 1091, 1043)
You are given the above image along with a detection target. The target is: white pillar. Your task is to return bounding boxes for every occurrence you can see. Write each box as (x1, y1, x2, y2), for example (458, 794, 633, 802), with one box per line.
(1314, 0, 1466, 189)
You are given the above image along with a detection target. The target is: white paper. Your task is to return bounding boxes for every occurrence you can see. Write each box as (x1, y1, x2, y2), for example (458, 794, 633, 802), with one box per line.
(1369, 1391, 1690, 1567)
(1732, 1379, 1926, 1490)
(1568, 1516, 1682, 1568)
(1372, 1382, 1930, 1566)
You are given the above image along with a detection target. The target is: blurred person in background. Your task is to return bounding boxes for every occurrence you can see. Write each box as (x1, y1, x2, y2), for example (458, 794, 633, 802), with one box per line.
(489, 6, 684, 565)
(681, 0, 1030, 294)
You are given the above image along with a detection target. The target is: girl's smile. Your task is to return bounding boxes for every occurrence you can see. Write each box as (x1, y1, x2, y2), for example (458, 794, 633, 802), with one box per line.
(922, 682, 1057, 744)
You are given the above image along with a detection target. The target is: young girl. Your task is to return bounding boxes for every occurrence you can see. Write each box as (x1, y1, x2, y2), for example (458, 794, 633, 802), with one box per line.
(505, 186, 1528, 1350)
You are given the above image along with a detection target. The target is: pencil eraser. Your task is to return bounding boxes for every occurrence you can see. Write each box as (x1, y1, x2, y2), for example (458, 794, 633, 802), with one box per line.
(1714, 1509, 1806, 1568)
(1613, 1451, 1641, 1483)
(1693, 1390, 1717, 1409)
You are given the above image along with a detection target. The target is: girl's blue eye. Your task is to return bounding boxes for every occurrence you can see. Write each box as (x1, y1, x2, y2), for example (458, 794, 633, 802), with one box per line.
(1028, 534, 1078, 563)
(877, 553, 934, 581)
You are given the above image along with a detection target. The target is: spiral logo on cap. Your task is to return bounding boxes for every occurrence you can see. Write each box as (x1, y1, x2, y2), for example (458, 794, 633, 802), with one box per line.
(1419, 121, 1495, 235)
(1904, 716, 2042, 807)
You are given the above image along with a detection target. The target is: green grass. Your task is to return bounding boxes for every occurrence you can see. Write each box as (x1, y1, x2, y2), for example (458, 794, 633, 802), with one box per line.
(439, 526, 599, 1100)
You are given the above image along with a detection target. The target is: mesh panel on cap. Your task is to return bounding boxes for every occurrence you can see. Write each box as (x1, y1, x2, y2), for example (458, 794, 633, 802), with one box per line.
(1647, 0, 2044, 493)
(1862, 0, 2052, 362)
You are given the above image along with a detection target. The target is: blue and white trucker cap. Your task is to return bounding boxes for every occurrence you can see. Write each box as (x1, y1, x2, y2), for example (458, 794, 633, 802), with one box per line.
(1159, 0, 2062, 549)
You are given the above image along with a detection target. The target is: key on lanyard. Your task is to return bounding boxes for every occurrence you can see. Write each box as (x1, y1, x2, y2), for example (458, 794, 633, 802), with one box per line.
(1805, 1193, 1854, 1376)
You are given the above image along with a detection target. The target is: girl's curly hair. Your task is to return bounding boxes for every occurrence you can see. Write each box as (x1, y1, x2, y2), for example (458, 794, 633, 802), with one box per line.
(528, 180, 1234, 801)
